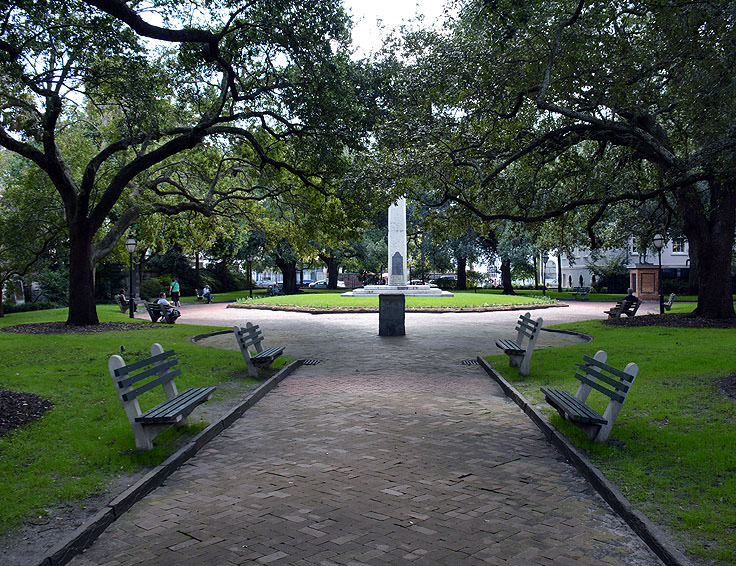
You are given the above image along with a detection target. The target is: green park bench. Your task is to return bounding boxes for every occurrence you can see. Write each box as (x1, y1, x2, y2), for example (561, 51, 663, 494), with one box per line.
(494, 312, 543, 377)
(233, 322, 285, 377)
(145, 302, 180, 324)
(604, 298, 642, 318)
(571, 286, 591, 299)
(114, 294, 129, 313)
(541, 350, 639, 442)
(108, 343, 216, 450)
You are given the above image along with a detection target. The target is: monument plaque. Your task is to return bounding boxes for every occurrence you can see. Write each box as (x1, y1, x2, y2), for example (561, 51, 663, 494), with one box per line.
(379, 294, 405, 336)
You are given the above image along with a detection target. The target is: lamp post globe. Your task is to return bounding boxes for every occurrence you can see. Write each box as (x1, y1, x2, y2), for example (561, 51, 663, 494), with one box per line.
(652, 234, 665, 314)
(125, 233, 137, 318)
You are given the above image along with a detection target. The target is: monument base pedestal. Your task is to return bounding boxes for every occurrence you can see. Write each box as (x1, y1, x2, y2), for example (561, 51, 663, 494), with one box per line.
(379, 294, 405, 336)
(345, 285, 452, 297)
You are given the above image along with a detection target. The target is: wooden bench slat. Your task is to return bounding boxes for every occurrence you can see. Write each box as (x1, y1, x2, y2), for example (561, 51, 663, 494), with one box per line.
(115, 350, 175, 377)
(575, 363, 632, 393)
(121, 368, 182, 402)
(581, 355, 636, 382)
(136, 386, 216, 423)
(573, 372, 626, 403)
(541, 388, 607, 425)
(117, 358, 178, 388)
(495, 339, 524, 353)
(253, 346, 284, 360)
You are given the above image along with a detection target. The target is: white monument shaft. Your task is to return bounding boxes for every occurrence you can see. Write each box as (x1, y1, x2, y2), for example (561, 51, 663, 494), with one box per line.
(347, 197, 451, 297)
(387, 198, 408, 286)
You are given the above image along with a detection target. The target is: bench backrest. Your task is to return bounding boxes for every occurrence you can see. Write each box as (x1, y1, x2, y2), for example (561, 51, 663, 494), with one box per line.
(574, 350, 639, 438)
(109, 343, 180, 421)
(574, 350, 638, 405)
(515, 312, 543, 345)
(622, 299, 641, 313)
(233, 322, 265, 354)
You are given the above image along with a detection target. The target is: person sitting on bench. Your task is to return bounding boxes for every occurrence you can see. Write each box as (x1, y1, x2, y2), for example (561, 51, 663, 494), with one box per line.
(202, 284, 213, 303)
(623, 288, 637, 304)
(156, 292, 180, 318)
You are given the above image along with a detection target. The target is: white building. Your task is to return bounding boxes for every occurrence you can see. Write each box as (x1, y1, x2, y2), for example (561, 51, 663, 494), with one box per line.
(558, 237, 690, 289)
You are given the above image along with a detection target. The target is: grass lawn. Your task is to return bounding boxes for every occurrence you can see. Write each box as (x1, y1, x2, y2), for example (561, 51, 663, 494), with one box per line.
(486, 320, 736, 565)
(0, 305, 286, 535)
(234, 289, 554, 309)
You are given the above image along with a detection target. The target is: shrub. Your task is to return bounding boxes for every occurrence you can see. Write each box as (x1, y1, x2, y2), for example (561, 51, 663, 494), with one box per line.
(434, 277, 457, 290)
(2, 301, 64, 313)
(140, 277, 164, 301)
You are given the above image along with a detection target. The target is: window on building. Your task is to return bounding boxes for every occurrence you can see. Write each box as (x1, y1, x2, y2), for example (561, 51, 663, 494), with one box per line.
(672, 238, 687, 254)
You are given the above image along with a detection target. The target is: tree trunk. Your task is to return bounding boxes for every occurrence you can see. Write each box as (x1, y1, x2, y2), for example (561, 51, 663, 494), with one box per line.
(0, 288, 4, 317)
(456, 256, 467, 290)
(677, 182, 736, 319)
(687, 252, 698, 295)
(67, 222, 99, 325)
(501, 258, 515, 294)
(324, 256, 339, 289)
(532, 255, 538, 287)
(195, 253, 201, 288)
(276, 258, 298, 294)
(220, 260, 229, 291)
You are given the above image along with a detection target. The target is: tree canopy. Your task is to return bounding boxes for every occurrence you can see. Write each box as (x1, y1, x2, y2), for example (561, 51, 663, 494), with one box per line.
(374, 0, 736, 317)
(0, 0, 370, 324)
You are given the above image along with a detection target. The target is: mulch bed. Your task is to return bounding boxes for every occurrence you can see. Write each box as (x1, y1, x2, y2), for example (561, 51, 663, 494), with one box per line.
(603, 313, 736, 328)
(0, 321, 152, 334)
(0, 389, 53, 437)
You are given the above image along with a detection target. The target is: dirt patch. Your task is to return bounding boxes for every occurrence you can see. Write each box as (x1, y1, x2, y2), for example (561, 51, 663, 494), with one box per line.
(0, 321, 155, 334)
(0, 389, 53, 436)
(716, 375, 736, 401)
(603, 313, 736, 328)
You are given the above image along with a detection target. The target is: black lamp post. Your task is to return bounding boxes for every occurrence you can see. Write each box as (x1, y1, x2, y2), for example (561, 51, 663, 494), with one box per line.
(125, 233, 137, 318)
(652, 233, 665, 314)
(542, 253, 549, 296)
(246, 253, 253, 299)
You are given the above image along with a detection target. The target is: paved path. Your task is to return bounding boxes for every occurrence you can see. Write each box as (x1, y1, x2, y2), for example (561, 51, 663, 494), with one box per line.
(71, 302, 663, 565)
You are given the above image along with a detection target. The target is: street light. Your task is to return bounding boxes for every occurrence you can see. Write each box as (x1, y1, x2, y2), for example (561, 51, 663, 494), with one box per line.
(542, 253, 549, 296)
(652, 234, 665, 314)
(124, 233, 137, 319)
(246, 252, 253, 299)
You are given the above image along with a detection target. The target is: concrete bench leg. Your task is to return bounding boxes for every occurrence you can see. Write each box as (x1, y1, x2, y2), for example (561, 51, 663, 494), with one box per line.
(508, 353, 523, 368)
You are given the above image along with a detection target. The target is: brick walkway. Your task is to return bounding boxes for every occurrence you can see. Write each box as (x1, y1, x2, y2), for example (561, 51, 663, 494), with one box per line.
(71, 313, 662, 566)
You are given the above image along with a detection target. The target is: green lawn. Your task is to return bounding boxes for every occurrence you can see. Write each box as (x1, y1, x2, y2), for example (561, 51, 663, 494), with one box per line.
(486, 320, 736, 565)
(234, 289, 554, 309)
(0, 306, 283, 534)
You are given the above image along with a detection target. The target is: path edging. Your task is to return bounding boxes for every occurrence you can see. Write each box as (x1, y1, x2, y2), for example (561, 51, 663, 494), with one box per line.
(40, 359, 304, 566)
(476, 356, 693, 566)
(225, 302, 564, 314)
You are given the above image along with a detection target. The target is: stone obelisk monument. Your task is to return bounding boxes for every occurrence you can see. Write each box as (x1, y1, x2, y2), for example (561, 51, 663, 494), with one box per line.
(388, 197, 408, 286)
(348, 197, 448, 298)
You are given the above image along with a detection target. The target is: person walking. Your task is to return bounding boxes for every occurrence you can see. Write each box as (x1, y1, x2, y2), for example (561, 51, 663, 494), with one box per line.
(169, 277, 181, 307)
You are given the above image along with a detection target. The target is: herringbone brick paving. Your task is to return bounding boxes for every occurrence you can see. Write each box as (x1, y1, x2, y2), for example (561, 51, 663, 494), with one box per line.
(71, 364, 662, 565)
